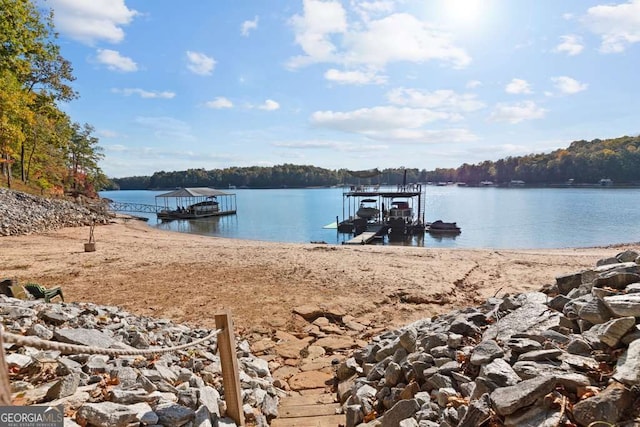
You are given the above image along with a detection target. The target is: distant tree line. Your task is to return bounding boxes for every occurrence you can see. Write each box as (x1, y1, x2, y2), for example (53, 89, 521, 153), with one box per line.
(0, 0, 106, 195)
(110, 165, 427, 190)
(424, 135, 640, 185)
(110, 136, 640, 190)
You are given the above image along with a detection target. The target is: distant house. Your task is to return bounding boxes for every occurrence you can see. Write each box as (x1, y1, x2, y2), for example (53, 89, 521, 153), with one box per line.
(599, 178, 613, 186)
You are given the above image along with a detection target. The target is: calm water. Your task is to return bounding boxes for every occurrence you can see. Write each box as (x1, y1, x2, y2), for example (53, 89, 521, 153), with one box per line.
(100, 187, 640, 249)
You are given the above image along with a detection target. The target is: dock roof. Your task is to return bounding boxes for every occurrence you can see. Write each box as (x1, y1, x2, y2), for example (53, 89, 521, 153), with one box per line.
(155, 187, 231, 198)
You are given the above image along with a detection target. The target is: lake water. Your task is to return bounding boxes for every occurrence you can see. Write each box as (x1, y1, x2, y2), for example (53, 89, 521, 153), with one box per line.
(100, 187, 640, 249)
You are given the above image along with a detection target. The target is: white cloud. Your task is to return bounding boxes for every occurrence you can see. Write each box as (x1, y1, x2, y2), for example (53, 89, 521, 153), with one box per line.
(309, 106, 474, 143)
(343, 13, 471, 69)
(49, 0, 138, 45)
(386, 88, 485, 112)
(96, 49, 137, 72)
(505, 78, 533, 94)
(241, 16, 259, 36)
(309, 107, 478, 143)
(554, 34, 584, 55)
(186, 51, 216, 75)
(489, 101, 546, 124)
(287, 4, 470, 70)
(324, 68, 387, 85)
(288, 0, 347, 68)
(134, 116, 196, 141)
(312, 106, 451, 133)
(551, 76, 588, 94)
(205, 97, 234, 109)
(352, 1, 396, 21)
(259, 100, 280, 111)
(584, 0, 640, 53)
(466, 80, 482, 89)
(112, 88, 175, 99)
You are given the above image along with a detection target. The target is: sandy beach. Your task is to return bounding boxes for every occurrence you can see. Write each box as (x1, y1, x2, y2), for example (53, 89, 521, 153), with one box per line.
(2, 217, 635, 339)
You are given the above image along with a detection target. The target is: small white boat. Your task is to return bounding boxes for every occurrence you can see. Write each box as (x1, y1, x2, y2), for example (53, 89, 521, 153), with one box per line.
(427, 220, 461, 234)
(356, 199, 380, 219)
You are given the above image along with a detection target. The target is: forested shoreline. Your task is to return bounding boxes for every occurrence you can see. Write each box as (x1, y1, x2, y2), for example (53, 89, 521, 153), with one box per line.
(111, 135, 640, 190)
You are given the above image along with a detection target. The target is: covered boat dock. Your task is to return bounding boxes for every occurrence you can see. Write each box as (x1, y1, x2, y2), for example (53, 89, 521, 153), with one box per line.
(155, 187, 237, 220)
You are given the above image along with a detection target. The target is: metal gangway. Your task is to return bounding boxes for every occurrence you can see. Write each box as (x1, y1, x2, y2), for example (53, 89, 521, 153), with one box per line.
(108, 201, 161, 214)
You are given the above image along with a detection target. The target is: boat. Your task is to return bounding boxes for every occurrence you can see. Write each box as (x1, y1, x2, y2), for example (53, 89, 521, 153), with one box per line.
(387, 200, 413, 221)
(426, 220, 461, 234)
(157, 199, 219, 220)
(356, 199, 380, 219)
(155, 187, 237, 220)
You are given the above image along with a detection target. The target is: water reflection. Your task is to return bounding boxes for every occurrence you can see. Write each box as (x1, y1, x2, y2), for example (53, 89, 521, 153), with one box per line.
(155, 215, 239, 236)
(425, 233, 459, 243)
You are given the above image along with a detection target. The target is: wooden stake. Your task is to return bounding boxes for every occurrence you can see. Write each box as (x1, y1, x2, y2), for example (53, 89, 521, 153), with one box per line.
(215, 312, 245, 426)
(0, 327, 13, 405)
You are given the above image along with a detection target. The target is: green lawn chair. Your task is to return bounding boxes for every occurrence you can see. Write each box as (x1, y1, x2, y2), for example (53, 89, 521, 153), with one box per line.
(24, 284, 64, 303)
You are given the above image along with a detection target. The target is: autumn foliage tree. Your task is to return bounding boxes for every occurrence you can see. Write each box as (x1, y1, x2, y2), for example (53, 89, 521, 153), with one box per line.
(0, 0, 104, 195)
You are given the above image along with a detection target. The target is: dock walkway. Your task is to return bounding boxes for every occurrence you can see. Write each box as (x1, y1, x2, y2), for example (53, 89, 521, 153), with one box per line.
(343, 225, 386, 245)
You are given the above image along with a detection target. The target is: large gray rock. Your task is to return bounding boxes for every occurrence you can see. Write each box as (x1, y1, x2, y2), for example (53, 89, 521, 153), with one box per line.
(129, 402, 158, 426)
(490, 376, 556, 416)
(577, 298, 612, 324)
(197, 385, 221, 417)
(384, 362, 403, 386)
(594, 271, 640, 290)
(469, 340, 504, 366)
(193, 405, 213, 427)
(583, 316, 636, 347)
(517, 349, 563, 362)
(616, 250, 640, 263)
(458, 393, 491, 427)
(603, 294, 640, 317)
(75, 402, 141, 427)
(504, 405, 562, 427)
(555, 271, 584, 295)
(53, 328, 116, 348)
(379, 399, 420, 427)
(399, 327, 417, 352)
(154, 402, 195, 427)
(45, 373, 80, 400)
(479, 358, 520, 387)
(483, 301, 560, 342)
(572, 383, 635, 426)
(613, 338, 640, 386)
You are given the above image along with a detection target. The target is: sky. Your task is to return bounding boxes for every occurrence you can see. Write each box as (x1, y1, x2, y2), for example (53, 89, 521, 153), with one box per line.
(45, 0, 640, 178)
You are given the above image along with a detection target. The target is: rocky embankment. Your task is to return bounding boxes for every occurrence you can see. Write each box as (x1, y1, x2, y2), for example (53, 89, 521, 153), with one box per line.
(1, 296, 279, 426)
(0, 188, 111, 236)
(332, 250, 640, 426)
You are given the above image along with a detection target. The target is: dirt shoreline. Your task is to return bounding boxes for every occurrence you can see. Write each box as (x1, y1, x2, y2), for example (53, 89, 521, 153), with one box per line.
(1, 217, 635, 338)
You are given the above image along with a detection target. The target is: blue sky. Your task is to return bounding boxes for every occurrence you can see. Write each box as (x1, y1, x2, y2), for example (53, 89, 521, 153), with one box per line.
(47, 0, 640, 178)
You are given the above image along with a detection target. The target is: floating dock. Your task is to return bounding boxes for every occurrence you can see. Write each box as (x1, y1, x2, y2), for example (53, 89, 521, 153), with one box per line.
(343, 225, 386, 245)
(336, 173, 427, 245)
